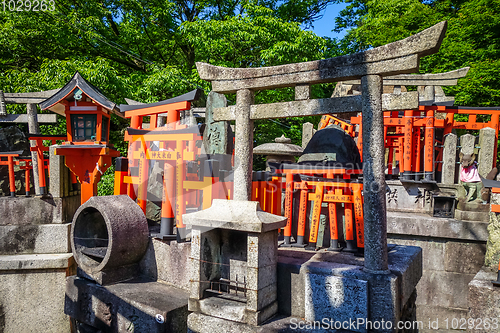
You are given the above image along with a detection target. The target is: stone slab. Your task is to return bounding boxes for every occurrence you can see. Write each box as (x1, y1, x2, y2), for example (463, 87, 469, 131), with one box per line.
(416, 270, 475, 309)
(0, 223, 70, 255)
(305, 273, 368, 332)
(468, 268, 500, 333)
(214, 92, 418, 121)
(0, 113, 57, 123)
(444, 241, 486, 274)
(0, 253, 73, 270)
(276, 244, 421, 329)
(387, 237, 445, 271)
(416, 305, 467, 332)
(139, 237, 191, 291)
(385, 181, 434, 214)
(387, 211, 489, 241)
(0, 265, 72, 332)
(183, 199, 286, 233)
(454, 209, 489, 222)
(0, 195, 80, 225)
(65, 276, 189, 333)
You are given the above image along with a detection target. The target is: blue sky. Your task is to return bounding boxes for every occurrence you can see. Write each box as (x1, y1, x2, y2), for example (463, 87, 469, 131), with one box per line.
(306, 2, 348, 39)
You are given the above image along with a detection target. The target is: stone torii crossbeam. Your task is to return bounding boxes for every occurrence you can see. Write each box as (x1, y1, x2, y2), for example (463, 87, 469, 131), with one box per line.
(196, 21, 447, 274)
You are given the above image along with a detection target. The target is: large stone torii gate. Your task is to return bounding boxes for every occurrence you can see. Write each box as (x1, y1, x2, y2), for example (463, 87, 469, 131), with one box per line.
(196, 21, 447, 274)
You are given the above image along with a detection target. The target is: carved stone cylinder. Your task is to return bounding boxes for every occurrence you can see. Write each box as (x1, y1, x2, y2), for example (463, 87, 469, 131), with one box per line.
(70, 195, 149, 284)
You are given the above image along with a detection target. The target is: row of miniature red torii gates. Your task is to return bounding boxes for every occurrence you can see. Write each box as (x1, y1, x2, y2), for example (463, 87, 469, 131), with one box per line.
(0, 135, 77, 197)
(114, 126, 365, 249)
(321, 105, 500, 181)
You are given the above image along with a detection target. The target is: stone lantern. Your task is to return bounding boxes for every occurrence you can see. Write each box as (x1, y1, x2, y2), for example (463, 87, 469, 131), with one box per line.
(253, 135, 302, 171)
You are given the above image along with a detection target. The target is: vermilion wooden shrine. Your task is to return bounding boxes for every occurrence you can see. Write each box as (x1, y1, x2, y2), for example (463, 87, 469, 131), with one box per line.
(38, 72, 122, 203)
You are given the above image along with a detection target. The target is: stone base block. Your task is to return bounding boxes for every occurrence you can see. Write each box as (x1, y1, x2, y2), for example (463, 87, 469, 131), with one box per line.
(454, 209, 489, 222)
(468, 267, 500, 333)
(387, 211, 489, 241)
(190, 296, 278, 326)
(187, 312, 362, 333)
(0, 195, 80, 225)
(0, 223, 70, 255)
(0, 253, 75, 333)
(139, 237, 191, 291)
(277, 244, 422, 332)
(77, 264, 140, 286)
(65, 276, 189, 333)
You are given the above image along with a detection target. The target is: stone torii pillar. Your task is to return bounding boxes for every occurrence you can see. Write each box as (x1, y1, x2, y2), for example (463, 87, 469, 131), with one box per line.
(0, 89, 59, 195)
(197, 21, 447, 274)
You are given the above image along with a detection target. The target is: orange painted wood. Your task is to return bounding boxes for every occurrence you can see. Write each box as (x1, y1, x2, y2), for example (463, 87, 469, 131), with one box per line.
(308, 183, 324, 244)
(328, 190, 339, 242)
(352, 183, 364, 248)
(162, 163, 176, 220)
(297, 186, 308, 239)
(284, 173, 294, 238)
(124, 101, 190, 118)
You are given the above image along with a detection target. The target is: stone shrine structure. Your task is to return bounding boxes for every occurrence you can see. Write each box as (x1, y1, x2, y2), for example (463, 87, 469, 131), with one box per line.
(185, 21, 448, 332)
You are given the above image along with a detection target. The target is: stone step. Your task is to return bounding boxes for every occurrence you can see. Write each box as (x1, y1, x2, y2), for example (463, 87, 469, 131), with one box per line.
(65, 276, 189, 333)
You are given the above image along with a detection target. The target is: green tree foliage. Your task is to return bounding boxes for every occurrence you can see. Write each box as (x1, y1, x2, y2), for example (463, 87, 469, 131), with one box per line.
(1, 1, 336, 192)
(332, 0, 500, 107)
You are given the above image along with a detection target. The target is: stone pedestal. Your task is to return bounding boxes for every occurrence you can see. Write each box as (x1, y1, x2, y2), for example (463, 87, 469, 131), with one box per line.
(65, 276, 189, 333)
(184, 199, 286, 328)
(468, 268, 500, 333)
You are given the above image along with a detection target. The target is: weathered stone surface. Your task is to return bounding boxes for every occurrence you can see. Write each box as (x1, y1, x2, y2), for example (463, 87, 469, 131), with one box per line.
(183, 199, 286, 233)
(0, 126, 29, 155)
(387, 211, 489, 241)
(27, 103, 42, 196)
(416, 305, 467, 332)
(49, 145, 72, 198)
(301, 122, 315, 149)
(139, 238, 191, 291)
(234, 89, 254, 200)
(444, 241, 486, 274)
(0, 223, 71, 255)
(485, 212, 500, 269)
(344, 67, 470, 87)
(305, 273, 368, 332)
(3, 88, 60, 104)
(213, 93, 418, 121)
(65, 276, 189, 333)
(441, 133, 458, 185)
(295, 84, 310, 100)
(416, 270, 475, 309)
(387, 237, 445, 271)
(454, 208, 489, 222)
(0, 195, 80, 225)
(71, 195, 149, 283)
(361, 74, 388, 272)
(478, 127, 496, 178)
(385, 181, 433, 214)
(253, 135, 302, 157)
(0, 257, 74, 333)
(203, 91, 233, 155)
(198, 22, 446, 92)
(467, 268, 500, 333)
(276, 244, 421, 331)
(0, 113, 56, 123)
(0, 252, 73, 270)
(460, 133, 476, 156)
